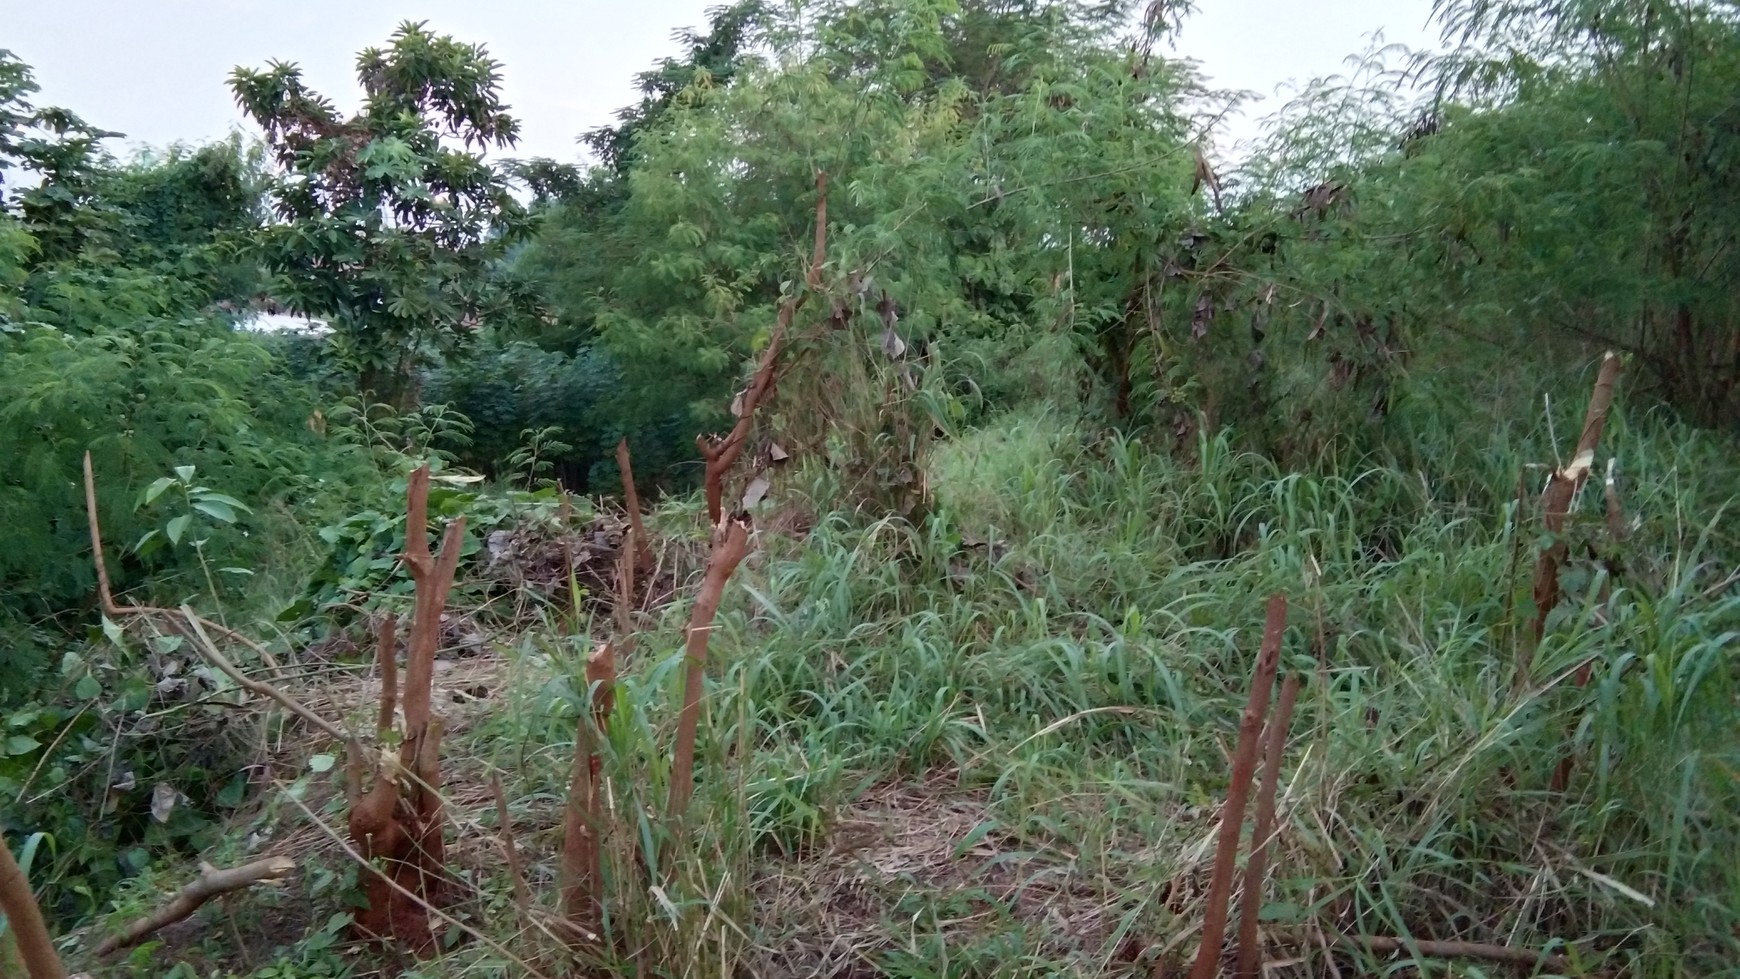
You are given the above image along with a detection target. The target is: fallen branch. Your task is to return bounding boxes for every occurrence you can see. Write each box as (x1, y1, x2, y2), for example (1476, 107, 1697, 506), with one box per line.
(1183, 594, 1288, 979)
(0, 831, 65, 979)
(667, 516, 752, 819)
(1234, 671, 1301, 979)
(95, 857, 295, 957)
(180, 609, 351, 745)
(1277, 930, 1575, 973)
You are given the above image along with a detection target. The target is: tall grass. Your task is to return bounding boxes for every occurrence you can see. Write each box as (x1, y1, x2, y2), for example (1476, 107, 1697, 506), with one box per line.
(444, 399, 1736, 977)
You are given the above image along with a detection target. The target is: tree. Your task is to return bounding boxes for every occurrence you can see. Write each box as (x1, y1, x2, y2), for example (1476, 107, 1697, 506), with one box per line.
(230, 22, 533, 405)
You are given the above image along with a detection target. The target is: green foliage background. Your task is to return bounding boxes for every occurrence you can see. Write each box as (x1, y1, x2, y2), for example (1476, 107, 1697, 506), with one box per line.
(1, 0, 1738, 973)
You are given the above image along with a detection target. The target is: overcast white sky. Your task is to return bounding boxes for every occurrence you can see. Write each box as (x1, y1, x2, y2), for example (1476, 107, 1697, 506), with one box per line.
(4, 0, 1440, 164)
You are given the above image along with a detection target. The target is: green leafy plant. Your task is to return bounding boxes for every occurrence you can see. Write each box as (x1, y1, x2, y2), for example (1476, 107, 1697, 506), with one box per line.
(504, 425, 574, 490)
(134, 465, 255, 610)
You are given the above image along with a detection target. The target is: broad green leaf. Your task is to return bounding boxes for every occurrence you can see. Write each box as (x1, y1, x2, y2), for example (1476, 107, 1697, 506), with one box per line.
(308, 753, 337, 773)
(173, 465, 196, 482)
(166, 513, 191, 546)
(142, 476, 178, 506)
(194, 491, 251, 512)
(5, 734, 40, 755)
(191, 498, 237, 523)
(74, 675, 102, 700)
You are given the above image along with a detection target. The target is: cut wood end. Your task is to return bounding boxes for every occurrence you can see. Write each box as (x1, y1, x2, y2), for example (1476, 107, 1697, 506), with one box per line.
(1564, 448, 1595, 480)
(259, 856, 297, 878)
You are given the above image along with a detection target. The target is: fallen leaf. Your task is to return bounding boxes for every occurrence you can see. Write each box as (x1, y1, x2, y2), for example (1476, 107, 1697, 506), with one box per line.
(151, 782, 177, 823)
(742, 476, 772, 509)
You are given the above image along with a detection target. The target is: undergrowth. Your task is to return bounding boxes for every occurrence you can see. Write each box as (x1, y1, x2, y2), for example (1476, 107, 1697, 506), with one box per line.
(191, 398, 1737, 979)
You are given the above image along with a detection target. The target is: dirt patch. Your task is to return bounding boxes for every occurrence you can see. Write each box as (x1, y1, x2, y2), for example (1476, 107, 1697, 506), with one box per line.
(747, 777, 1156, 978)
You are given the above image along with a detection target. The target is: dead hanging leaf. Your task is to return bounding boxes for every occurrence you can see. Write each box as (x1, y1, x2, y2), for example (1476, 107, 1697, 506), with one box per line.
(151, 782, 178, 823)
(1307, 301, 1329, 341)
(1191, 144, 1223, 211)
(881, 325, 907, 360)
(305, 409, 326, 436)
(1191, 294, 1215, 340)
(730, 390, 746, 419)
(878, 291, 907, 360)
(742, 475, 772, 510)
(769, 442, 790, 463)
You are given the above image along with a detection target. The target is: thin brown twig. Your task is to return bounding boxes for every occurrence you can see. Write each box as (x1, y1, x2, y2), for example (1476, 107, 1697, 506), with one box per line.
(1277, 930, 1576, 973)
(617, 438, 653, 576)
(489, 774, 532, 915)
(83, 451, 116, 615)
(698, 170, 830, 523)
(1525, 351, 1623, 676)
(84, 452, 286, 674)
(562, 640, 619, 944)
(375, 612, 398, 736)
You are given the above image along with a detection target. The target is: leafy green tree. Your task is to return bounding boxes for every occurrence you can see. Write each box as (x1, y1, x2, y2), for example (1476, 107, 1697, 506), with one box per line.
(524, 0, 1218, 442)
(1412, 0, 1740, 427)
(230, 22, 534, 405)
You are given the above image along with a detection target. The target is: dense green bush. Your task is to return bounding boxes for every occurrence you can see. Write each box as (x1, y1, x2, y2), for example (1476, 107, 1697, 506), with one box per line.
(422, 336, 702, 491)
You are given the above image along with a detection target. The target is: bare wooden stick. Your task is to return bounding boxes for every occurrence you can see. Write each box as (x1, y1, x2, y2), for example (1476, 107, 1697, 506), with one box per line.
(1234, 671, 1302, 979)
(82, 451, 116, 616)
(667, 517, 752, 819)
(617, 438, 653, 576)
(95, 857, 295, 957)
(0, 831, 65, 979)
(84, 455, 284, 675)
(400, 466, 467, 745)
(489, 774, 531, 914)
(1182, 593, 1287, 979)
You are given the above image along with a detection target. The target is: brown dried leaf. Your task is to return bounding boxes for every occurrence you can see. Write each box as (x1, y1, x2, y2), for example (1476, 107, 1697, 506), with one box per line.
(1191, 293, 1214, 340)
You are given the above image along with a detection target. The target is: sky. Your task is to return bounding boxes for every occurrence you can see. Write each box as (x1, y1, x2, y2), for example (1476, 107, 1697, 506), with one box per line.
(4, 0, 1441, 165)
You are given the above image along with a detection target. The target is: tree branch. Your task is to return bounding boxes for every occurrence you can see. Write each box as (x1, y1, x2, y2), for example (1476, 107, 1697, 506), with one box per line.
(667, 517, 752, 818)
(95, 858, 296, 957)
